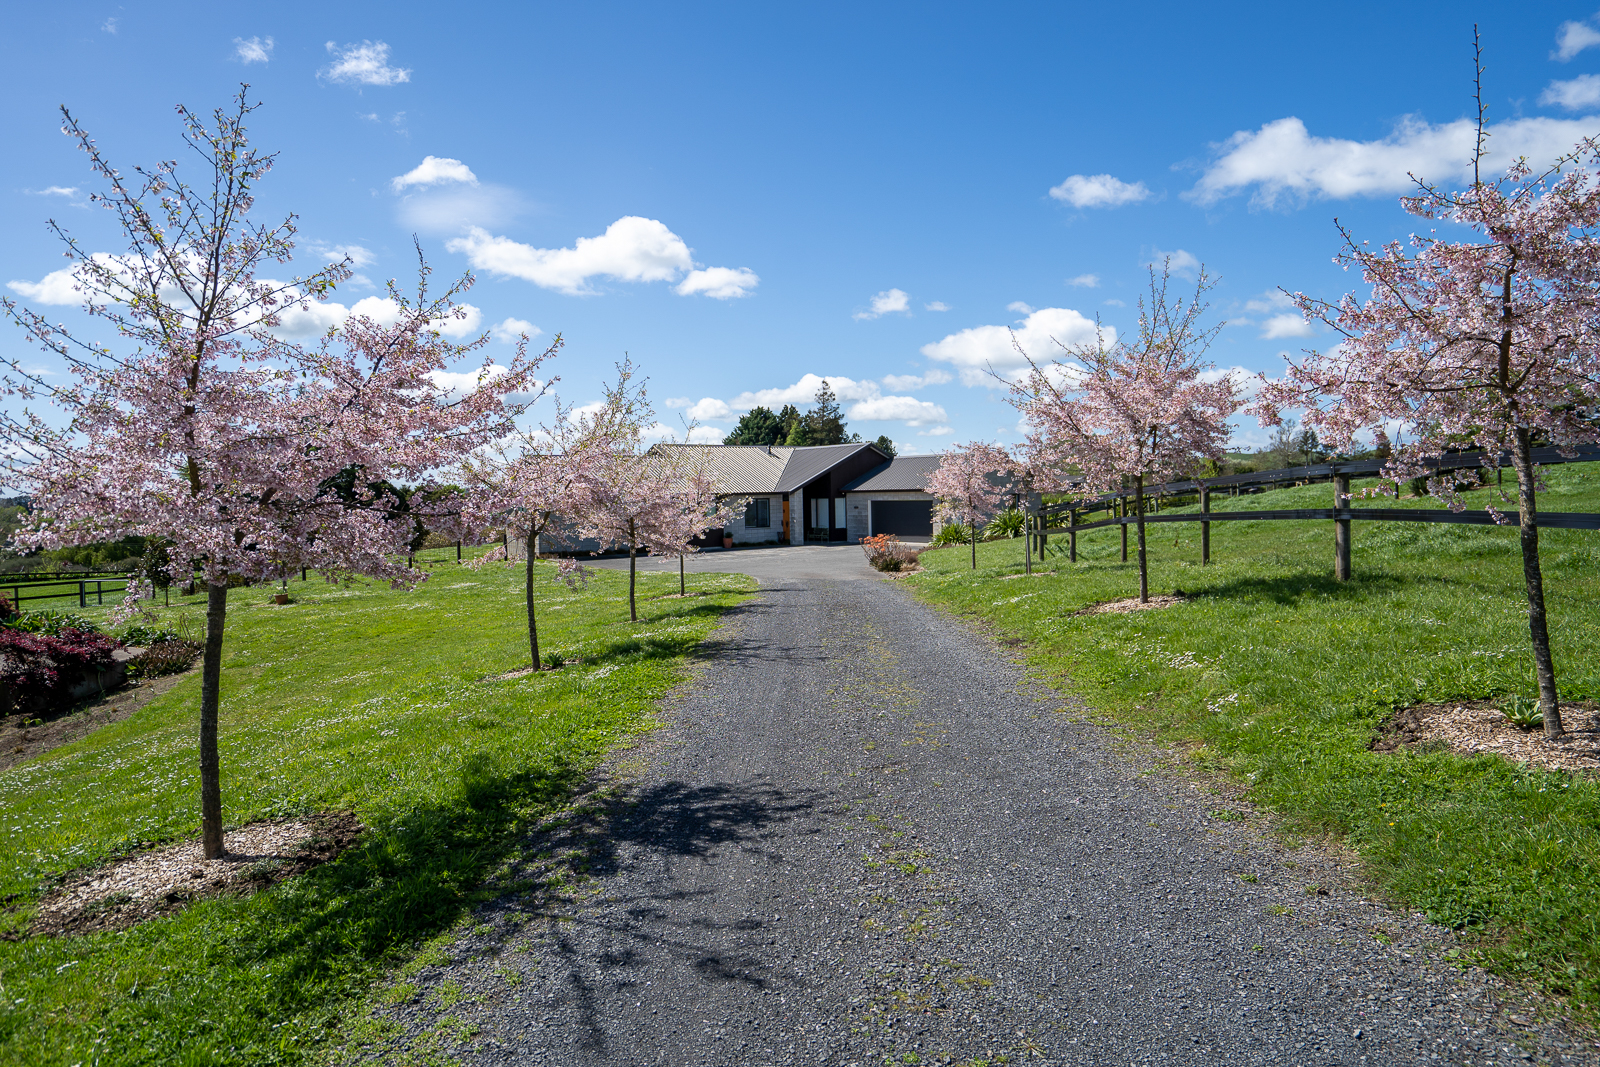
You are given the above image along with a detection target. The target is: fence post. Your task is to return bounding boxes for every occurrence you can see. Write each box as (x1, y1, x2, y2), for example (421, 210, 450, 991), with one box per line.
(1200, 485, 1211, 565)
(1119, 498, 1128, 562)
(79, 581, 86, 609)
(456, 540, 462, 562)
(1068, 508, 1078, 563)
(1334, 471, 1352, 581)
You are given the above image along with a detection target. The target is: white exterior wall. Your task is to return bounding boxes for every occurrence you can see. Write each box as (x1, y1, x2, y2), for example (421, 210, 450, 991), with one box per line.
(846, 490, 936, 541)
(723, 493, 785, 545)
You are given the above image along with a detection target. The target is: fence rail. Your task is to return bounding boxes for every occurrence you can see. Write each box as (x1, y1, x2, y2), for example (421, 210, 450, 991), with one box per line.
(1026, 445, 1600, 582)
(3, 577, 132, 610)
(1038, 442, 1600, 522)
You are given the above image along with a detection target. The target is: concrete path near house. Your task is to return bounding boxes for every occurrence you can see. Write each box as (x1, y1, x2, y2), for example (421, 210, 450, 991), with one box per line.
(376, 563, 1591, 1065)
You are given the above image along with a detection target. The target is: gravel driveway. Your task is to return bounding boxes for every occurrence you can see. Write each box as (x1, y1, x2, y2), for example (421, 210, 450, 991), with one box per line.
(372, 559, 1595, 1066)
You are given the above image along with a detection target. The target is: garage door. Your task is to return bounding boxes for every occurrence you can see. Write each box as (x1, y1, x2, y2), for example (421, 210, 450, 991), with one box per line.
(870, 499, 933, 538)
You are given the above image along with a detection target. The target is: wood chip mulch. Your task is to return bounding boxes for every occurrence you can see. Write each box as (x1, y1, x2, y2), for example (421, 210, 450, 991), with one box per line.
(1073, 593, 1189, 616)
(999, 571, 1057, 580)
(1372, 700, 1600, 773)
(20, 811, 363, 938)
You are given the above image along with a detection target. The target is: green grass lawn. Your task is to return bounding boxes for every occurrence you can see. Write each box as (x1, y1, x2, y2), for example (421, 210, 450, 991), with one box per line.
(0, 561, 753, 1067)
(911, 464, 1600, 1017)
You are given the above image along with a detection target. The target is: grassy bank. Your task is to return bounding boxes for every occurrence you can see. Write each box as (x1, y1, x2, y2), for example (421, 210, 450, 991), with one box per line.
(909, 465, 1600, 1016)
(0, 562, 753, 1066)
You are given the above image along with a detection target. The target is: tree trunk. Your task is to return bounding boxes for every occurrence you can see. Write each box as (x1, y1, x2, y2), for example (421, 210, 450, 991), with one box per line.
(1135, 474, 1149, 603)
(628, 520, 638, 622)
(1510, 430, 1564, 739)
(971, 519, 977, 570)
(199, 582, 228, 859)
(525, 530, 541, 668)
(1119, 495, 1128, 562)
(680, 553, 686, 596)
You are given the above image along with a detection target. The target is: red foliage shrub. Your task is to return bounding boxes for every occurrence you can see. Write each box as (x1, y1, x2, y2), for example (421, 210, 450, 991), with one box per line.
(860, 534, 920, 572)
(0, 625, 119, 714)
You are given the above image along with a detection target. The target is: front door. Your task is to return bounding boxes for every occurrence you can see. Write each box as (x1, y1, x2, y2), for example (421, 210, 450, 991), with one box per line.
(781, 498, 790, 542)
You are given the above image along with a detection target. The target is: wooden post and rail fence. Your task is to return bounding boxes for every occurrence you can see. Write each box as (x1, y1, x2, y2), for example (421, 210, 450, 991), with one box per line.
(1022, 444, 1600, 581)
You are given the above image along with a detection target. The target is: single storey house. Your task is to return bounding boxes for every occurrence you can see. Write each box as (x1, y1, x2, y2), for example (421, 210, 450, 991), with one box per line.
(654, 443, 946, 545)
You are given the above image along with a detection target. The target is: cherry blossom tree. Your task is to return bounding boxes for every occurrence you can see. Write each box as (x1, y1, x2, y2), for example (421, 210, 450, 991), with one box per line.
(643, 445, 740, 596)
(457, 387, 647, 674)
(578, 364, 732, 621)
(1251, 110, 1600, 739)
(926, 441, 1016, 570)
(1010, 264, 1238, 602)
(0, 91, 552, 858)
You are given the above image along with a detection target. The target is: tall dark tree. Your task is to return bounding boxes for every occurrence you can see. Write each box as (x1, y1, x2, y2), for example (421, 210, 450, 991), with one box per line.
(798, 380, 848, 445)
(776, 404, 801, 442)
(874, 435, 897, 457)
(723, 406, 784, 445)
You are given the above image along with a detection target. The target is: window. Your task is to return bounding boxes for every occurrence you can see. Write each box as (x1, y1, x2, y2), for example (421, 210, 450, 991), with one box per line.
(744, 497, 770, 528)
(834, 497, 846, 528)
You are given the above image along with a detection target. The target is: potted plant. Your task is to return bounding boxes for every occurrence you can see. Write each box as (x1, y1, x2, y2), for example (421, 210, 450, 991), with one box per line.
(722, 532, 734, 549)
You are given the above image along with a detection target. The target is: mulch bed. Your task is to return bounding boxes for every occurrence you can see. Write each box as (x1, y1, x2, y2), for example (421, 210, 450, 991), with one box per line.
(1372, 700, 1600, 773)
(18, 811, 364, 938)
(1073, 593, 1190, 616)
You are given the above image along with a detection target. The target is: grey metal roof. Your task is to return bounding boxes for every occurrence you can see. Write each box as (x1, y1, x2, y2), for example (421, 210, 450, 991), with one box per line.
(840, 454, 943, 493)
(649, 444, 793, 493)
(773, 443, 887, 492)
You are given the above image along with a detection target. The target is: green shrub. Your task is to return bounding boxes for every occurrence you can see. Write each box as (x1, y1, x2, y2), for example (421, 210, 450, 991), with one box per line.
(8, 610, 102, 636)
(930, 523, 969, 547)
(1499, 694, 1543, 730)
(985, 509, 1026, 540)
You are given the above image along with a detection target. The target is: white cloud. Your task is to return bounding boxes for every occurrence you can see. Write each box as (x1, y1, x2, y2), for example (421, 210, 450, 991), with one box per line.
(853, 288, 911, 320)
(880, 369, 952, 391)
(1242, 291, 1312, 339)
(26, 186, 81, 198)
(916, 426, 953, 437)
(8, 264, 84, 304)
(663, 397, 691, 408)
(101, 17, 117, 33)
(1261, 315, 1313, 339)
(640, 421, 724, 445)
(448, 218, 688, 295)
(848, 396, 948, 426)
(920, 306, 1105, 387)
(1007, 301, 1035, 315)
(675, 266, 759, 299)
(727, 373, 880, 410)
(1188, 114, 1600, 207)
(322, 40, 411, 86)
(269, 292, 482, 339)
(398, 185, 520, 234)
(684, 397, 733, 421)
(1103, 298, 1125, 307)
(491, 317, 540, 343)
(1048, 173, 1151, 209)
(1542, 74, 1600, 112)
(234, 36, 273, 64)
(391, 156, 478, 192)
(306, 242, 376, 269)
(1066, 274, 1100, 288)
(1555, 17, 1600, 61)
(448, 218, 751, 299)
(924, 300, 950, 312)
(1147, 248, 1200, 278)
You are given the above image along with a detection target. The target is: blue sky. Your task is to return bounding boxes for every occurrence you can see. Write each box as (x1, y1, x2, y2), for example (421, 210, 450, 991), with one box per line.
(6, 3, 1600, 453)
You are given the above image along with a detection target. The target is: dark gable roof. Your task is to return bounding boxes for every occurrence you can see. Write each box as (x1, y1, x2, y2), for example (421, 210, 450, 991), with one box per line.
(841, 454, 942, 493)
(773, 443, 887, 492)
